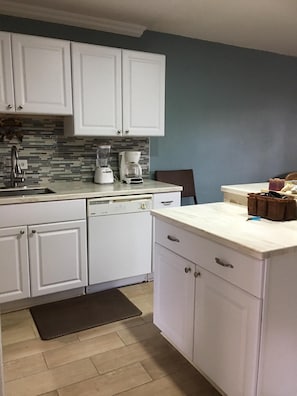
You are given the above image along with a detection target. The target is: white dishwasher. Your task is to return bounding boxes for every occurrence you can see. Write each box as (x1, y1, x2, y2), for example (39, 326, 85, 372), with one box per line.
(87, 194, 153, 291)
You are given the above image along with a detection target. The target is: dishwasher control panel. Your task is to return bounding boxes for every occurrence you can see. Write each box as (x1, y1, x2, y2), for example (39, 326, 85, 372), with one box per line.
(87, 194, 153, 216)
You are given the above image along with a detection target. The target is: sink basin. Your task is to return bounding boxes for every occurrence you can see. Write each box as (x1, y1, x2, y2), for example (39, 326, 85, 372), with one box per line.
(0, 187, 55, 197)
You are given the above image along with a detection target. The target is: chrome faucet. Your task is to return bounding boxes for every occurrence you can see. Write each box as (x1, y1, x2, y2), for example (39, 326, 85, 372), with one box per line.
(11, 145, 25, 187)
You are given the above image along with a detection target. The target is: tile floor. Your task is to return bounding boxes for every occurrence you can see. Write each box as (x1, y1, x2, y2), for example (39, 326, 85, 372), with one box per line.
(1, 281, 220, 396)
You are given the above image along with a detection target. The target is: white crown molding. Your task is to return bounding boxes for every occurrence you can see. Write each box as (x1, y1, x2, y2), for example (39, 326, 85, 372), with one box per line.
(0, 0, 146, 37)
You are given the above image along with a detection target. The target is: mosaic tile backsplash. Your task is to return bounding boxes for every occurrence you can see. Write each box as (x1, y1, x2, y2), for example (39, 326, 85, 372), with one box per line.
(0, 116, 150, 187)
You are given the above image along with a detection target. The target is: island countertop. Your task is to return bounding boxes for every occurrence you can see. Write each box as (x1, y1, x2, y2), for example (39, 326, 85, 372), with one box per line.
(221, 182, 268, 196)
(151, 201, 297, 259)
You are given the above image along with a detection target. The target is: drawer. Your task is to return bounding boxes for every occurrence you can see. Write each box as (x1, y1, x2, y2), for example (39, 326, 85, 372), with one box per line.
(0, 199, 86, 227)
(155, 219, 264, 298)
(153, 192, 181, 209)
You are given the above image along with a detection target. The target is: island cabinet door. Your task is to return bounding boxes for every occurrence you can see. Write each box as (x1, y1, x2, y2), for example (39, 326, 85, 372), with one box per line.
(193, 268, 261, 396)
(153, 244, 195, 360)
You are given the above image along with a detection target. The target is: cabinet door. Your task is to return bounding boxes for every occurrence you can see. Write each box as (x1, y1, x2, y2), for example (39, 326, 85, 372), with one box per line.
(12, 34, 72, 114)
(122, 50, 165, 136)
(194, 268, 261, 396)
(0, 226, 30, 303)
(71, 42, 122, 136)
(29, 220, 87, 296)
(0, 32, 15, 113)
(154, 244, 195, 359)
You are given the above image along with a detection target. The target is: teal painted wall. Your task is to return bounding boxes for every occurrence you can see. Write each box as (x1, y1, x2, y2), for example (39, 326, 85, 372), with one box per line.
(1, 15, 297, 202)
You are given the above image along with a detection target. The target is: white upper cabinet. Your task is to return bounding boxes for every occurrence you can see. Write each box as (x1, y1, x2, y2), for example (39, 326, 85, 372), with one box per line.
(69, 43, 122, 136)
(0, 32, 15, 113)
(66, 43, 165, 137)
(122, 50, 165, 137)
(0, 32, 72, 115)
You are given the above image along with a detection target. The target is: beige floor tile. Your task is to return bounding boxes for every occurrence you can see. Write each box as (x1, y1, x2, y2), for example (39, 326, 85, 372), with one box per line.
(115, 375, 192, 396)
(142, 312, 153, 323)
(77, 316, 144, 341)
(58, 362, 152, 396)
(91, 334, 173, 374)
(117, 322, 160, 345)
(129, 295, 153, 316)
(119, 282, 153, 299)
(3, 335, 79, 363)
(2, 323, 37, 346)
(44, 332, 125, 368)
(1, 309, 32, 330)
(117, 367, 220, 396)
(1, 282, 219, 396)
(4, 353, 47, 382)
(141, 347, 192, 380)
(5, 358, 97, 396)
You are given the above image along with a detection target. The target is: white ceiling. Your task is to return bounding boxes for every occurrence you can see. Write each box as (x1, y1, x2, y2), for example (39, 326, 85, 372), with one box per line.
(0, 0, 297, 57)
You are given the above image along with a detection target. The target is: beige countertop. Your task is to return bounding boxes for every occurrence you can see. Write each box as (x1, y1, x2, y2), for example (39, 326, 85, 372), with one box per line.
(152, 202, 297, 259)
(0, 179, 182, 205)
(221, 182, 269, 196)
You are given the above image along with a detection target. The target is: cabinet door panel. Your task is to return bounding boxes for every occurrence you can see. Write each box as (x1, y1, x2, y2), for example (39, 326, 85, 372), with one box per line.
(154, 244, 195, 359)
(0, 226, 30, 303)
(29, 220, 87, 296)
(122, 50, 165, 136)
(12, 34, 72, 114)
(194, 268, 261, 396)
(0, 32, 14, 113)
(71, 43, 122, 136)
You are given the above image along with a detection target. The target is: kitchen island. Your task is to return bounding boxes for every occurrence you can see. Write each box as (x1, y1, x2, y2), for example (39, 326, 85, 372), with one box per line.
(221, 182, 269, 205)
(152, 202, 297, 396)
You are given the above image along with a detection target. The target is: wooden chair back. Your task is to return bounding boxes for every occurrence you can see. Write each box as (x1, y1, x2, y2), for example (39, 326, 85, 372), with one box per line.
(155, 169, 198, 204)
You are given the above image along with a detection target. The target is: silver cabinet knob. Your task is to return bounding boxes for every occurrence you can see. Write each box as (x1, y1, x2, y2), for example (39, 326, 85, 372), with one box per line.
(7, 104, 13, 110)
(17, 105, 24, 110)
(125, 130, 129, 134)
(184, 267, 191, 273)
(19, 230, 25, 235)
(194, 271, 201, 278)
(31, 230, 36, 234)
(117, 130, 121, 135)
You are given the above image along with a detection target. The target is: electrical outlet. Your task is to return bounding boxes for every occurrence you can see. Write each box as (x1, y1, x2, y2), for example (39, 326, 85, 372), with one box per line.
(19, 159, 28, 170)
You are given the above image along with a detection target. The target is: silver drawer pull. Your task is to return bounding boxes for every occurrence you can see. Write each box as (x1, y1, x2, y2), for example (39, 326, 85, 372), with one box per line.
(161, 200, 173, 206)
(215, 257, 234, 269)
(184, 267, 191, 273)
(167, 235, 180, 243)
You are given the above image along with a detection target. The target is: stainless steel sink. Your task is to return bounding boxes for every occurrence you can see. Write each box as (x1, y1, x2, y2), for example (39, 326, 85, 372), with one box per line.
(0, 187, 55, 197)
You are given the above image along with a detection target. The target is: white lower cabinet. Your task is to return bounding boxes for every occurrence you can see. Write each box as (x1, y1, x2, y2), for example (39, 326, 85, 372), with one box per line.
(154, 219, 263, 396)
(193, 268, 261, 396)
(0, 200, 87, 303)
(29, 220, 87, 297)
(154, 245, 195, 360)
(0, 226, 30, 303)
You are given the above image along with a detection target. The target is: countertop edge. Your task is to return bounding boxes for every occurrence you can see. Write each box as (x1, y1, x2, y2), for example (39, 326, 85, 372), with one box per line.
(0, 181, 183, 205)
(151, 206, 297, 260)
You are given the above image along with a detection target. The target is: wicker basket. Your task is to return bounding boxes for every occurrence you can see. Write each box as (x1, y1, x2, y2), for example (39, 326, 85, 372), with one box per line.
(247, 193, 297, 221)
